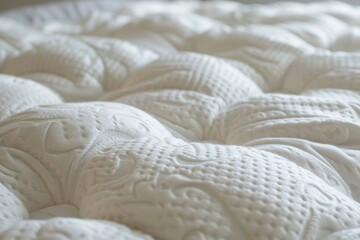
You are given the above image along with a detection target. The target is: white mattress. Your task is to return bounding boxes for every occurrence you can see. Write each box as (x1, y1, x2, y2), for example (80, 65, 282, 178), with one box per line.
(1, 1, 360, 239)
(0, 1, 132, 25)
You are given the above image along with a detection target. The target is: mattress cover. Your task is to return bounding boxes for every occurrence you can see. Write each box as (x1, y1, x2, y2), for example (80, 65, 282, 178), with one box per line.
(1, 1, 360, 239)
(0, 0, 132, 25)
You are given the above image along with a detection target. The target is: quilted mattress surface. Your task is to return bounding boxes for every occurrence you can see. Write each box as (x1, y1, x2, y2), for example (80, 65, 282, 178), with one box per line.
(1, 1, 360, 239)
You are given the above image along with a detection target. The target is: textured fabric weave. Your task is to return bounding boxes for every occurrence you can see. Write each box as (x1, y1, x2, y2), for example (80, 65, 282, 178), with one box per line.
(1, 1, 360, 239)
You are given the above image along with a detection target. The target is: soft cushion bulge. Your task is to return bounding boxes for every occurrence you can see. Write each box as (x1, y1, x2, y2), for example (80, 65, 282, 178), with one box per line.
(1, 1, 360, 239)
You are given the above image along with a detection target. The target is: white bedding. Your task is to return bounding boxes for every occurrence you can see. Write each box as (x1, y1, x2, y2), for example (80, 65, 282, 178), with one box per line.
(1, 1, 360, 239)
(0, 0, 129, 25)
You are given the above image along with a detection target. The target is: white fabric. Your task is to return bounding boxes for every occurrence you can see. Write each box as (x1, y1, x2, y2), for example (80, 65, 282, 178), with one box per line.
(1, 1, 360, 239)
(0, 1, 128, 25)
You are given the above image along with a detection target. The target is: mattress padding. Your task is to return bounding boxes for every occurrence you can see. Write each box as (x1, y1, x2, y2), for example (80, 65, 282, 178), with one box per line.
(1, 1, 360, 239)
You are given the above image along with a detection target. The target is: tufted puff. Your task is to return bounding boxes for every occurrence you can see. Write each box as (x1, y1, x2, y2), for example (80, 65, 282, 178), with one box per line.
(2, 1, 360, 240)
(0, 75, 62, 121)
(1, 36, 158, 101)
(101, 52, 263, 104)
(0, 218, 153, 240)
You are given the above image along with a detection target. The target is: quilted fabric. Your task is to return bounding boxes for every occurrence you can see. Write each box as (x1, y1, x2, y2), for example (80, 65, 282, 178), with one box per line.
(1, 1, 360, 239)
